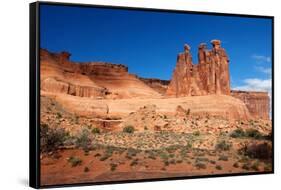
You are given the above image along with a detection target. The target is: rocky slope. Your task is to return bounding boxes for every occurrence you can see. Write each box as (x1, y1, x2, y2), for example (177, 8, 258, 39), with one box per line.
(42, 91, 251, 120)
(231, 90, 270, 120)
(139, 77, 170, 95)
(40, 49, 161, 99)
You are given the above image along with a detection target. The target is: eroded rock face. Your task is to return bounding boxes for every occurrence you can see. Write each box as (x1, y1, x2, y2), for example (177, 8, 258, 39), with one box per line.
(231, 90, 270, 120)
(139, 77, 170, 95)
(40, 49, 160, 99)
(166, 40, 231, 96)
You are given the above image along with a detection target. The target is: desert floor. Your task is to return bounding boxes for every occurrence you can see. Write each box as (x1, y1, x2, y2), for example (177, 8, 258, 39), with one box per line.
(40, 95, 272, 186)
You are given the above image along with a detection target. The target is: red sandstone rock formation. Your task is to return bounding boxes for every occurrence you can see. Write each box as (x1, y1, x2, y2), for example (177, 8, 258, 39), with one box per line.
(231, 90, 269, 120)
(40, 47, 270, 120)
(166, 40, 231, 96)
(139, 77, 170, 95)
(40, 49, 161, 99)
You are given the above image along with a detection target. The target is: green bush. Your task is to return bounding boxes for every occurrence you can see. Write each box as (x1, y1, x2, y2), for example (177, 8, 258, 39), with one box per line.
(230, 129, 245, 138)
(215, 140, 232, 151)
(76, 128, 91, 151)
(218, 155, 228, 161)
(245, 129, 263, 139)
(130, 159, 138, 166)
(193, 131, 200, 136)
(68, 156, 82, 167)
(251, 161, 260, 171)
(242, 163, 250, 170)
(110, 163, 117, 171)
(40, 123, 69, 153)
(216, 165, 222, 170)
(230, 128, 265, 140)
(195, 162, 206, 169)
(91, 127, 100, 134)
(56, 112, 62, 119)
(123, 125, 135, 133)
(127, 148, 140, 158)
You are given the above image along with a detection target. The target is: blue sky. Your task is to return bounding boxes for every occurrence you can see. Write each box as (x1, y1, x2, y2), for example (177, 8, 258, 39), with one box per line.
(40, 4, 272, 92)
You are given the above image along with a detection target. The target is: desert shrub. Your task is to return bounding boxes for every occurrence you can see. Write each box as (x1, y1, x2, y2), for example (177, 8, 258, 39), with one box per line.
(245, 129, 263, 139)
(218, 155, 228, 161)
(164, 160, 170, 166)
(159, 151, 169, 160)
(233, 162, 239, 168)
(193, 131, 200, 136)
(215, 165, 222, 170)
(73, 115, 79, 124)
(100, 146, 115, 161)
(242, 163, 250, 170)
(215, 140, 232, 151)
(144, 126, 148, 130)
(127, 148, 140, 158)
(84, 167, 89, 172)
(123, 125, 135, 133)
(40, 123, 69, 153)
(176, 160, 183, 164)
(169, 154, 175, 158)
(264, 163, 272, 171)
(230, 129, 265, 140)
(84, 150, 89, 156)
(68, 156, 82, 167)
(251, 161, 260, 171)
(56, 112, 62, 119)
(91, 127, 100, 134)
(100, 155, 110, 161)
(147, 150, 157, 160)
(239, 142, 272, 159)
(75, 128, 91, 151)
(196, 157, 209, 163)
(169, 159, 176, 164)
(130, 159, 138, 166)
(195, 162, 206, 169)
(264, 132, 272, 140)
(209, 160, 216, 165)
(154, 125, 161, 131)
(166, 145, 179, 153)
(230, 129, 245, 138)
(110, 163, 117, 171)
(186, 108, 191, 116)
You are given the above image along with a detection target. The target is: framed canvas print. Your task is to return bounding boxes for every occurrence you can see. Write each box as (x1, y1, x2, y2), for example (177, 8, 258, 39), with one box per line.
(29, 1, 274, 188)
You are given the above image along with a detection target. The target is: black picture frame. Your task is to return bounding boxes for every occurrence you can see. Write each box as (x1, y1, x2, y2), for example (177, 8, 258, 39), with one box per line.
(30, 1, 274, 189)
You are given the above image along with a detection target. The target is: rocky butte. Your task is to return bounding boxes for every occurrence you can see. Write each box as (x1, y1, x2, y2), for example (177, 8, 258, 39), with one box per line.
(165, 40, 269, 119)
(166, 40, 230, 96)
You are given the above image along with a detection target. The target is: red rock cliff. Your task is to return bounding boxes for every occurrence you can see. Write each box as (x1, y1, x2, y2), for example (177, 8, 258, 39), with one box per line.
(166, 40, 230, 96)
(40, 49, 160, 99)
(231, 90, 270, 120)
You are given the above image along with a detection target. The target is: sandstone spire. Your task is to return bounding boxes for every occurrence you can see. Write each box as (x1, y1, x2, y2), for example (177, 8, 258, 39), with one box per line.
(166, 40, 231, 97)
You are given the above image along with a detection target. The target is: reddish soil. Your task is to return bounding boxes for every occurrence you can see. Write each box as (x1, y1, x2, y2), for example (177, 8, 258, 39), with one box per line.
(41, 146, 271, 186)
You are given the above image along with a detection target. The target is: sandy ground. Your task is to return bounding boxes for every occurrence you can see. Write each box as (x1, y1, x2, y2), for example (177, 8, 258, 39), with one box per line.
(40, 95, 272, 186)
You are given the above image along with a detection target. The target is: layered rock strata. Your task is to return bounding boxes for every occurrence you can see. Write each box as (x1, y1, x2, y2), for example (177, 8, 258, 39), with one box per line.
(40, 49, 161, 99)
(166, 40, 230, 96)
